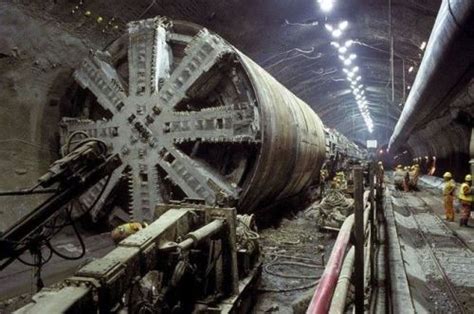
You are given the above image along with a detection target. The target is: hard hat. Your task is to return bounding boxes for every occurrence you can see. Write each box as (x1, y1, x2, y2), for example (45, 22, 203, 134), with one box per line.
(378, 161, 382, 165)
(443, 172, 452, 178)
(465, 174, 472, 182)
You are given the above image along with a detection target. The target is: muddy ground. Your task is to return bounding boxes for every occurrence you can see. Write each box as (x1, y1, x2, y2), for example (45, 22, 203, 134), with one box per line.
(253, 212, 336, 313)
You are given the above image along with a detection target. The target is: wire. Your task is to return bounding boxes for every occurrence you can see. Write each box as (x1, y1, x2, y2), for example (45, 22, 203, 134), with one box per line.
(46, 209, 86, 260)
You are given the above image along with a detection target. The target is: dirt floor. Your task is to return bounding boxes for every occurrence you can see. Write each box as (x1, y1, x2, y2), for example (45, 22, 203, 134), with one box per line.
(388, 178, 474, 313)
(253, 212, 336, 313)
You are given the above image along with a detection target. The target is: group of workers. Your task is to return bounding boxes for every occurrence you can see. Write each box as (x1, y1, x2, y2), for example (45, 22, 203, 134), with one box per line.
(393, 164, 421, 191)
(443, 172, 472, 227)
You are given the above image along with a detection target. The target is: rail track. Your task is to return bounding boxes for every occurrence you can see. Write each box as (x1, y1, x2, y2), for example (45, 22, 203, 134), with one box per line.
(391, 188, 474, 312)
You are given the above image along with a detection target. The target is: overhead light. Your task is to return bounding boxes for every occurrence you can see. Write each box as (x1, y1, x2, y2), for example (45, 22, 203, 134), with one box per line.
(338, 46, 348, 54)
(349, 54, 357, 60)
(399, 103, 402, 106)
(351, 66, 359, 72)
(358, 84, 364, 89)
(344, 40, 353, 47)
(332, 29, 342, 37)
(325, 24, 333, 32)
(355, 76, 362, 81)
(407, 85, 411, 90)
(338, 21, 349, 30)
(343, 59, 352, 65)
(318, 0, 335, 12)
(331, 42, 340, 48)
(420, 41, 426, 50)
(408, 66, 414, 73)
(346, 71, 354, 77)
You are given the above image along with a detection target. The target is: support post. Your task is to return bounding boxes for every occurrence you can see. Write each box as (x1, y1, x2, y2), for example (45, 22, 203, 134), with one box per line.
(353, 166, 364, 313)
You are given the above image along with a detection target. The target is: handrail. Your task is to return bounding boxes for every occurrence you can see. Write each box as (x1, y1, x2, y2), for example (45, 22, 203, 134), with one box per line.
(306, 191, 371, 314)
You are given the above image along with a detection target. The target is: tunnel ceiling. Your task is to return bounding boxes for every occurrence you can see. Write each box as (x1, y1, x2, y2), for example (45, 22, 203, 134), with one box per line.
(4, 0, 440, 147)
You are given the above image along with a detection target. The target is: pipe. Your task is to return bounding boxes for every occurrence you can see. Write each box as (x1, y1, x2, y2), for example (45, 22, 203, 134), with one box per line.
(389, 0, 474, 152)
(329, 246, 355, 313)
(306, 214, 354, 314)
(306, 191, 371, 314)
(179, 219, 225, 250)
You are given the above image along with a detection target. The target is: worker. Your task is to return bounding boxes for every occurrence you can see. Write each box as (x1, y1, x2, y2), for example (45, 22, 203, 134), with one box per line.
(409, 164, 420, 190)
(442, 172, 456, 221)
(428, 156, 437, 176)
(111, 222, 148, 243)
(376, 161, 384, 187)
(458, 174, 472, 227)
(403, 166, 410, 192)
(393, 165, 405, 190)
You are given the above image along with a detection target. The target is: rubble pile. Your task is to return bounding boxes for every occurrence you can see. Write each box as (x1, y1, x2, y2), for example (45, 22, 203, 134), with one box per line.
(306, 189, 354, 229)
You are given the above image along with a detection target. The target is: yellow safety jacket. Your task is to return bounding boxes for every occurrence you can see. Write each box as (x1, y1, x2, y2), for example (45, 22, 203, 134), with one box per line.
(443, 179, 456, 196)
(458, 182, 472, 203)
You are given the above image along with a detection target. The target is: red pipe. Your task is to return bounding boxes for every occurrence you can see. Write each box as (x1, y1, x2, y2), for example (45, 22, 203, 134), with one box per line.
(307, 191, 370, 314)
(306, 215, 354, 314)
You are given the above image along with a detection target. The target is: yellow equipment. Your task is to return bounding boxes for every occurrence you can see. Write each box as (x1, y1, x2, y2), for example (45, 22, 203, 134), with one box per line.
(111, 222, 147, 243)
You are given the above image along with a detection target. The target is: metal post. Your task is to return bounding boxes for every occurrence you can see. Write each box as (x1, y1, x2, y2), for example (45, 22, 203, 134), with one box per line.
(353, 166, 364, 313)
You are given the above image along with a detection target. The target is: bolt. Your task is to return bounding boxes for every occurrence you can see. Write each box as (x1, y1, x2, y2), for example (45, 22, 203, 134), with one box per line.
(121, 145, 129, 155)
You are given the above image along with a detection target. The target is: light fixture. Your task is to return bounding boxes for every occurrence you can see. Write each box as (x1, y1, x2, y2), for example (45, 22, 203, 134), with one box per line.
(346, 70, 354, 77)
(325, 24, 333, 32)
(338, 21, 349, 30)
(349, 54, 357, 60)
(351, 66, 359, 72)
(407, 85, 411, 90)
(332, 29, 342, 38)
(358, 84, 364, 89)
(318, 0, 335, 12)
(343, 59, 352, 65)
(338, 46, 347, 54)
(420, 41, 426, 50)
(355, 76, 362, 81)
(344, 40, 353, 47)
(408, 66, 414, 73)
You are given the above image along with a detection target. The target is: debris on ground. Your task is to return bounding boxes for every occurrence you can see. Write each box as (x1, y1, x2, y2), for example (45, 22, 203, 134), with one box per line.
(305, 189, 354, 229)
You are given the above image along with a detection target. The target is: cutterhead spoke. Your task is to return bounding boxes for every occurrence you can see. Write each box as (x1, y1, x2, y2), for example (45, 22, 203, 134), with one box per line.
(159, 29, 233, 109)
(163, 103, 260, 144)
(128, 17, 172, 97)
(83, 164, 127, 222)
(74, 54, 126, 114)
(156, 146, 239, 205)
(128, 161, 163, 222)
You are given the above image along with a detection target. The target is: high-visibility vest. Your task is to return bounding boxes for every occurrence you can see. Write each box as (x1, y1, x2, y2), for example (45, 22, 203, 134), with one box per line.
(443, 179, 455, 196)
(458, 182, 472, 203)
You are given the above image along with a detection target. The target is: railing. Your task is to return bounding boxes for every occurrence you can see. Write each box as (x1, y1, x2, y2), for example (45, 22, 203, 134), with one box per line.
(306, 163, 382, 313)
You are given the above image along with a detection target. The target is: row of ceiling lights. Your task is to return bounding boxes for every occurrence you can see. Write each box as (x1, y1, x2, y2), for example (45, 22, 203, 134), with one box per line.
(322, 16, 374, 132)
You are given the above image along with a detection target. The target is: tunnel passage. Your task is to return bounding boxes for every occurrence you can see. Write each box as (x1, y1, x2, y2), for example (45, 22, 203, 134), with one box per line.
(59, 17, 326, 224)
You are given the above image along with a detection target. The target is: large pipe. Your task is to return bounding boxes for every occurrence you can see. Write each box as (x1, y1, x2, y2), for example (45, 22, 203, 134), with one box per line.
(307, 192, 370, 314)
(389, 0, 474, 152)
